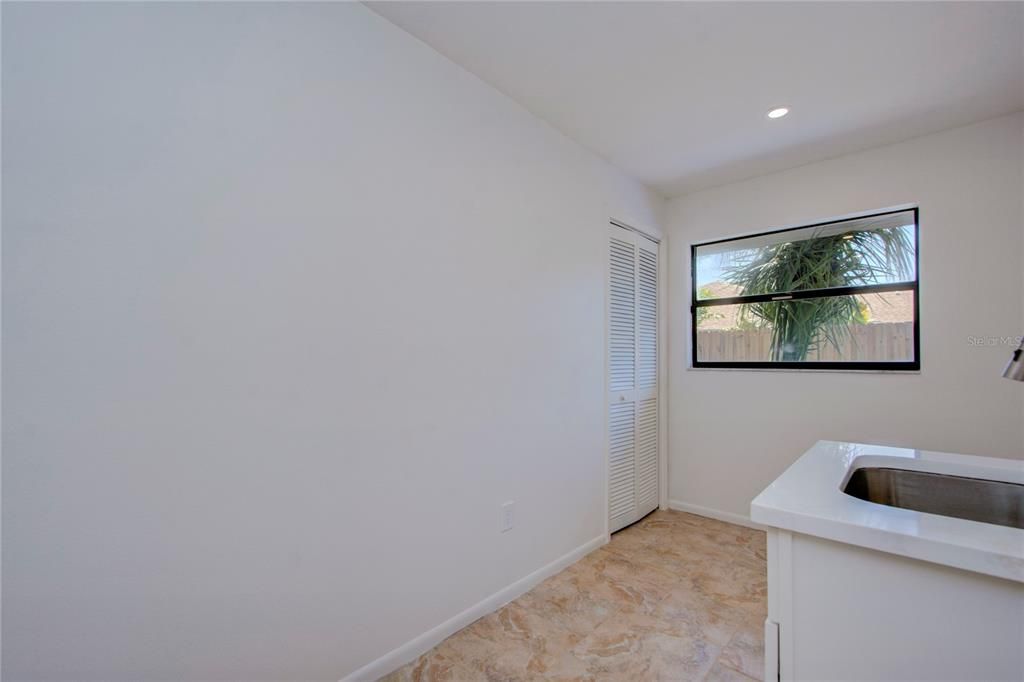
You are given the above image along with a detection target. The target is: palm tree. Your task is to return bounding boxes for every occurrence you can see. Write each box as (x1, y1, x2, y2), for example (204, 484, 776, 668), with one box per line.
(724, 227, 914, 361)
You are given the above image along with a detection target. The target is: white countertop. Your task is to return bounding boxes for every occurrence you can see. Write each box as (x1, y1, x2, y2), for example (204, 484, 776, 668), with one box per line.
(750, 440, 1024, 583)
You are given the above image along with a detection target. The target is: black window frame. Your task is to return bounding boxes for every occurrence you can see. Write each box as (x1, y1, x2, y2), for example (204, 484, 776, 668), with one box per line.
(690, 207, 920, 371)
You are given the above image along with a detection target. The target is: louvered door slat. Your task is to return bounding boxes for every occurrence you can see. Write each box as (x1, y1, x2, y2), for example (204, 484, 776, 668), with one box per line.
(636, 397, 658, 509)
(637, 246, 658, 390)
(608, 400, 636, 521)
(608, 236, 636, 393)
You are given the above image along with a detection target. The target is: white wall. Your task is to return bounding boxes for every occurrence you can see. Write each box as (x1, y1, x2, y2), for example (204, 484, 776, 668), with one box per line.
(667, 113, 1024, 521)
(1, 4, 663, 680)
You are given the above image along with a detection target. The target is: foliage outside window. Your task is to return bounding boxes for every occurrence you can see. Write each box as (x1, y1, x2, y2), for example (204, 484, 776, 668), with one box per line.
(691, 208, 919, 370)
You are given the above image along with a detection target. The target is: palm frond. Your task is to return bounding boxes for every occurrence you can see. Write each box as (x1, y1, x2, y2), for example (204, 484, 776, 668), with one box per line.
(723, 226, 914, 361)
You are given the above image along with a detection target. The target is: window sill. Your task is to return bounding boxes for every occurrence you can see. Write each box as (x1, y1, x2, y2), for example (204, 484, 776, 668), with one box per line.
(688, 364, 921, 374)
(686, 366, 921, 376)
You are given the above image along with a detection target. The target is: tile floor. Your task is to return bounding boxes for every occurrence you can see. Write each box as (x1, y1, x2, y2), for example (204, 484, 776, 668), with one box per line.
(380, 509, 767, 681)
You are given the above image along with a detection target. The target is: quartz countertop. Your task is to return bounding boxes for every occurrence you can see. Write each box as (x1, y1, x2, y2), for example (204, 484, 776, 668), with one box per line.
(750, 440, 1024, 583)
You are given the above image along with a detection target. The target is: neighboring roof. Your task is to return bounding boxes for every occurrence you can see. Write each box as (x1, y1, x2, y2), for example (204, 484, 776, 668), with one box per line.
(698, 282, 913, 330)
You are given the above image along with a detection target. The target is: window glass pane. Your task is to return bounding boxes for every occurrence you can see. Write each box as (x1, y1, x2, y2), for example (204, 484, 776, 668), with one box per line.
(695, 291, 915, 363)
(695, 210, 916, 300)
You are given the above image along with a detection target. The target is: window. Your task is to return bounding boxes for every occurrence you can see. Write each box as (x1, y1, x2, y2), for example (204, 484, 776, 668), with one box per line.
(691, 208, 919, 370)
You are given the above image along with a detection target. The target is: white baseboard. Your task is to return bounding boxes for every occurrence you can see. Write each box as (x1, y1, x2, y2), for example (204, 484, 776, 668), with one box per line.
(668, 499, 766, 531)
(340, 533, 608, 682)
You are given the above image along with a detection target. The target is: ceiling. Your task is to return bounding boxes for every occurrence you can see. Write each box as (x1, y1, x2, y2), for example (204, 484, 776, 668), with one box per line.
(368, 1, 1024, 197)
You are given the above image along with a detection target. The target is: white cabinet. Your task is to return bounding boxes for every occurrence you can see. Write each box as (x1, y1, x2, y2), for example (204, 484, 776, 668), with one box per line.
(765, 528, 1024, 681)
(754, 441, 1024, 681)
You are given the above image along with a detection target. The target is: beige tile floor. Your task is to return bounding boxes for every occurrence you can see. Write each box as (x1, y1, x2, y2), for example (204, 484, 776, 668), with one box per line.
(380, 510, 767, 682)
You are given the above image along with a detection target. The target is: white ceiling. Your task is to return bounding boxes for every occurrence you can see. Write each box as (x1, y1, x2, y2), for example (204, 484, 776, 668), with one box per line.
(368, 1, 1024, 197)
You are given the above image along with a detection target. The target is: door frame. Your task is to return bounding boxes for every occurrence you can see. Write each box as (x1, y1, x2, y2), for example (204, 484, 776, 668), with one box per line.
(604, 218, 667, 540)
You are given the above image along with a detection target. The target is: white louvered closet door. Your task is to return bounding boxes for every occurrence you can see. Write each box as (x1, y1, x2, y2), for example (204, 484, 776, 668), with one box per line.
(608, 224, 659, 533)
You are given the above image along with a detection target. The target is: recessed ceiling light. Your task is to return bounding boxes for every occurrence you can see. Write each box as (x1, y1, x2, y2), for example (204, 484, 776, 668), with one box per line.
(767, 107, 790, 119)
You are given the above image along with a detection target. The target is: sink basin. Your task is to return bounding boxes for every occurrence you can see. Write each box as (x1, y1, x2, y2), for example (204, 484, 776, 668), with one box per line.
(843, 467, 1024, 530)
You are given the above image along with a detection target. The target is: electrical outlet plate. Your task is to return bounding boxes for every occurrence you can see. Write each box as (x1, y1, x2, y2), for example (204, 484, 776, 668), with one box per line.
(501, 501, 514, 532)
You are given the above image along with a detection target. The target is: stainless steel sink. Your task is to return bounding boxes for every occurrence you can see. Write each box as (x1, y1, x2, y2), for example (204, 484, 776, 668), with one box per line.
(843, 467, 1024, 530)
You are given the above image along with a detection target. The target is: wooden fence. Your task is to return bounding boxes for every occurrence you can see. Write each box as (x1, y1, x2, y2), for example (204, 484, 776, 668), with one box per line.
(696, 321, 914, 363)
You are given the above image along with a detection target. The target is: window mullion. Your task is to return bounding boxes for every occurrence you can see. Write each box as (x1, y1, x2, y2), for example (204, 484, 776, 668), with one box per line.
(694, 281, 917, 308)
